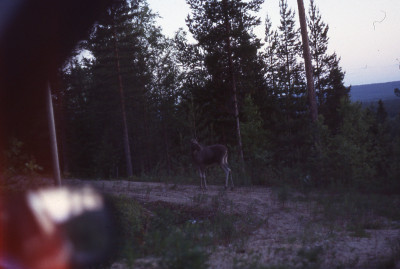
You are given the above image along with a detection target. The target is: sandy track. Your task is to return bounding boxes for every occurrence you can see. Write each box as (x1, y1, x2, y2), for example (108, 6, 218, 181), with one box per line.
(66, 179, 400, 268)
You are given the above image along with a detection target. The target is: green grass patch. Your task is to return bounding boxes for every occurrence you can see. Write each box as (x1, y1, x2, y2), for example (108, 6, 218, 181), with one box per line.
(297, 246, 324, 269)
(312, 191, 400, 234)
(103, 195, 258, 268)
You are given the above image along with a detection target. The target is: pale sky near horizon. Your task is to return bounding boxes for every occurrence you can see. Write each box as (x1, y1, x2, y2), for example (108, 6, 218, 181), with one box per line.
(147, 0, 400, 86)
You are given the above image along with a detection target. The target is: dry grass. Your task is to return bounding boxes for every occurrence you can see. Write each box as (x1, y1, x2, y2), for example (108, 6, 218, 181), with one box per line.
(66, 179, 400, 269)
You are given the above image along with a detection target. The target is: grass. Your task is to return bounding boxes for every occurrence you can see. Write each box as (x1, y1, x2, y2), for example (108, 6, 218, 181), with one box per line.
(297, 246, 324, 269)
(376, 237, 400, 269)
(347, 224, 371, 238)
(233, 253, 288, 269)
(302, 190, 400, 235)
(103, 193, 260, 268)
(192, 192, 209, 205)
(63, 179, 400, 268)
(107, 196, 211, 268)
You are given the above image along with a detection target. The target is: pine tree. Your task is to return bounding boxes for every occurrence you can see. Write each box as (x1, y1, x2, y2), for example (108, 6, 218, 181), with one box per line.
(308, 0, 329, 101)
(307, 0, 349, 131)
(264, 15, 279, 92)
(321, 54, 350, 132)
(376, 99, 388, 124)
(296, 0, 318, 122)
(58, 60, 98, 177)
(268, 0, 310, 171)
(60, 0, 169, 177)
(149, 35, 182, 176)
(276, 0, 303, 94)
(186, 0, 265, 171)
(173, 29, 208, 141)
(85, 0, 139, 177)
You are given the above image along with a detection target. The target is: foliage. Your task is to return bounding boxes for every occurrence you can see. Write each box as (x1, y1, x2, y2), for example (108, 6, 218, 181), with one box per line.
(3, 138, 43, 177)
(307, 99, 400, 192)
(395, 87, 400, 97)
(307, 0, 350, 131)
(185, 0, 266, 146)
(54, 0, 400, 194)
(106, 195, 263, 268)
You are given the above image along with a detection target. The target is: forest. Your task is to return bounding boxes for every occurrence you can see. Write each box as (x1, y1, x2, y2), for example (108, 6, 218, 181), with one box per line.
(9, 0, 400, 193)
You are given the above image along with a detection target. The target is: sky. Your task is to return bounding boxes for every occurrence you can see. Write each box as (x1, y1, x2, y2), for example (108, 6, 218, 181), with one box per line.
(147, 0, 400, 86)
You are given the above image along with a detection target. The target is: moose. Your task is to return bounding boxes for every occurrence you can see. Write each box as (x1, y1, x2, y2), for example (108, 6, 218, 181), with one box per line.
(190, 139, 234, 190)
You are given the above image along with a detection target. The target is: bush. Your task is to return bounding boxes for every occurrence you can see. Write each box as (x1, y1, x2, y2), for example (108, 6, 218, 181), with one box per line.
(3, 138, 43, 177)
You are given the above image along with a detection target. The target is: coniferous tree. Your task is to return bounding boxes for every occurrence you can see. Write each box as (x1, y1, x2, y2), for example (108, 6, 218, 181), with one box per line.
(276, 0, 303, 94)
(59, 0, 173, 177)
(268, 0, 310, 171)
(308, 0, 329, 101)
(264, 15, 279, 93)
(296, 0, 318, 123)
(376, 99, 388, 124)
(149, 35, 182, 176)
(173, 29, 208, 141)
(395, 88, 400, 97)
(321, 54, 350, 132)
(59, 59, 100, 177)
(128, 1, 176, 174)
(275, 0, 307, 124)
(85, 0, 139, 177)
(186, 0, 265, 171)
(307, 0, 349, 131)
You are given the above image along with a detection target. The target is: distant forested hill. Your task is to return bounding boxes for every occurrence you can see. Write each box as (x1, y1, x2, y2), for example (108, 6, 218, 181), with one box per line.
(350, 81, 400, 117)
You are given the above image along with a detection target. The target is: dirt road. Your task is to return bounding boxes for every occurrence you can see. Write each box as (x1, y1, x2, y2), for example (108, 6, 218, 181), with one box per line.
(66, 179, 400, 268)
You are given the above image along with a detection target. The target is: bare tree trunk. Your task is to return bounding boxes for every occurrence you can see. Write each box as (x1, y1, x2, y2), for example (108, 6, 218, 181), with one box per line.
(113, 28, 133, 177)
(231, 69, 245, 172)
(297, 0, 318, 123)
(162, 119, 171, 176)
(59, 95, 69, 176)
(223, 0, 245, 172)
(190, 93, 198, 139)
(47, 84, 62, 186)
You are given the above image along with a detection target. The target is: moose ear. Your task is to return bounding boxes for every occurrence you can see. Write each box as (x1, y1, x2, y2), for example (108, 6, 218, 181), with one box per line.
(191, 141, 201, 151)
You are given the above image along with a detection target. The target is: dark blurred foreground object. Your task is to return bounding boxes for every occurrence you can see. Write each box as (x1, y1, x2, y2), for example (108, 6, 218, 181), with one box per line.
(0, 187, 117, 269)
(0, 0, 116, 175)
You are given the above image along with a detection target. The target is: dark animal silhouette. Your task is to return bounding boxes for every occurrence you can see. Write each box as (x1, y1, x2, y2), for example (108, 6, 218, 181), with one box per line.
(191, 139, 234, 190)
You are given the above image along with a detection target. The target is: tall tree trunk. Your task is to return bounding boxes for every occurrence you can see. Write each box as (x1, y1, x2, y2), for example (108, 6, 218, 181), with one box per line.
(162, 117, 171, 176)
(59, 90, 69, 177)
(113, 27, 133, 177)
(297, 0, 318, 122)
(223, 0, 245, 172)
(47, 84, 62, 186)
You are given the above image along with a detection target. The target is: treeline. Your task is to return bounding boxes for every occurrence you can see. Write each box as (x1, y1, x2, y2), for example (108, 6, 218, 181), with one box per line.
(54, 0, 400, 192)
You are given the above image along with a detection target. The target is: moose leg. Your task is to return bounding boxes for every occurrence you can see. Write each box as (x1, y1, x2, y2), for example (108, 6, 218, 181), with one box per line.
(202, 170, 208, 190)
(221, 165, 232, 189)
(221, 164, 229, 189)
(229, 169, 234, 189)
(199, 169, 208, 190)
(199, 169, 204, 189)
(221, 155, 233, 189)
